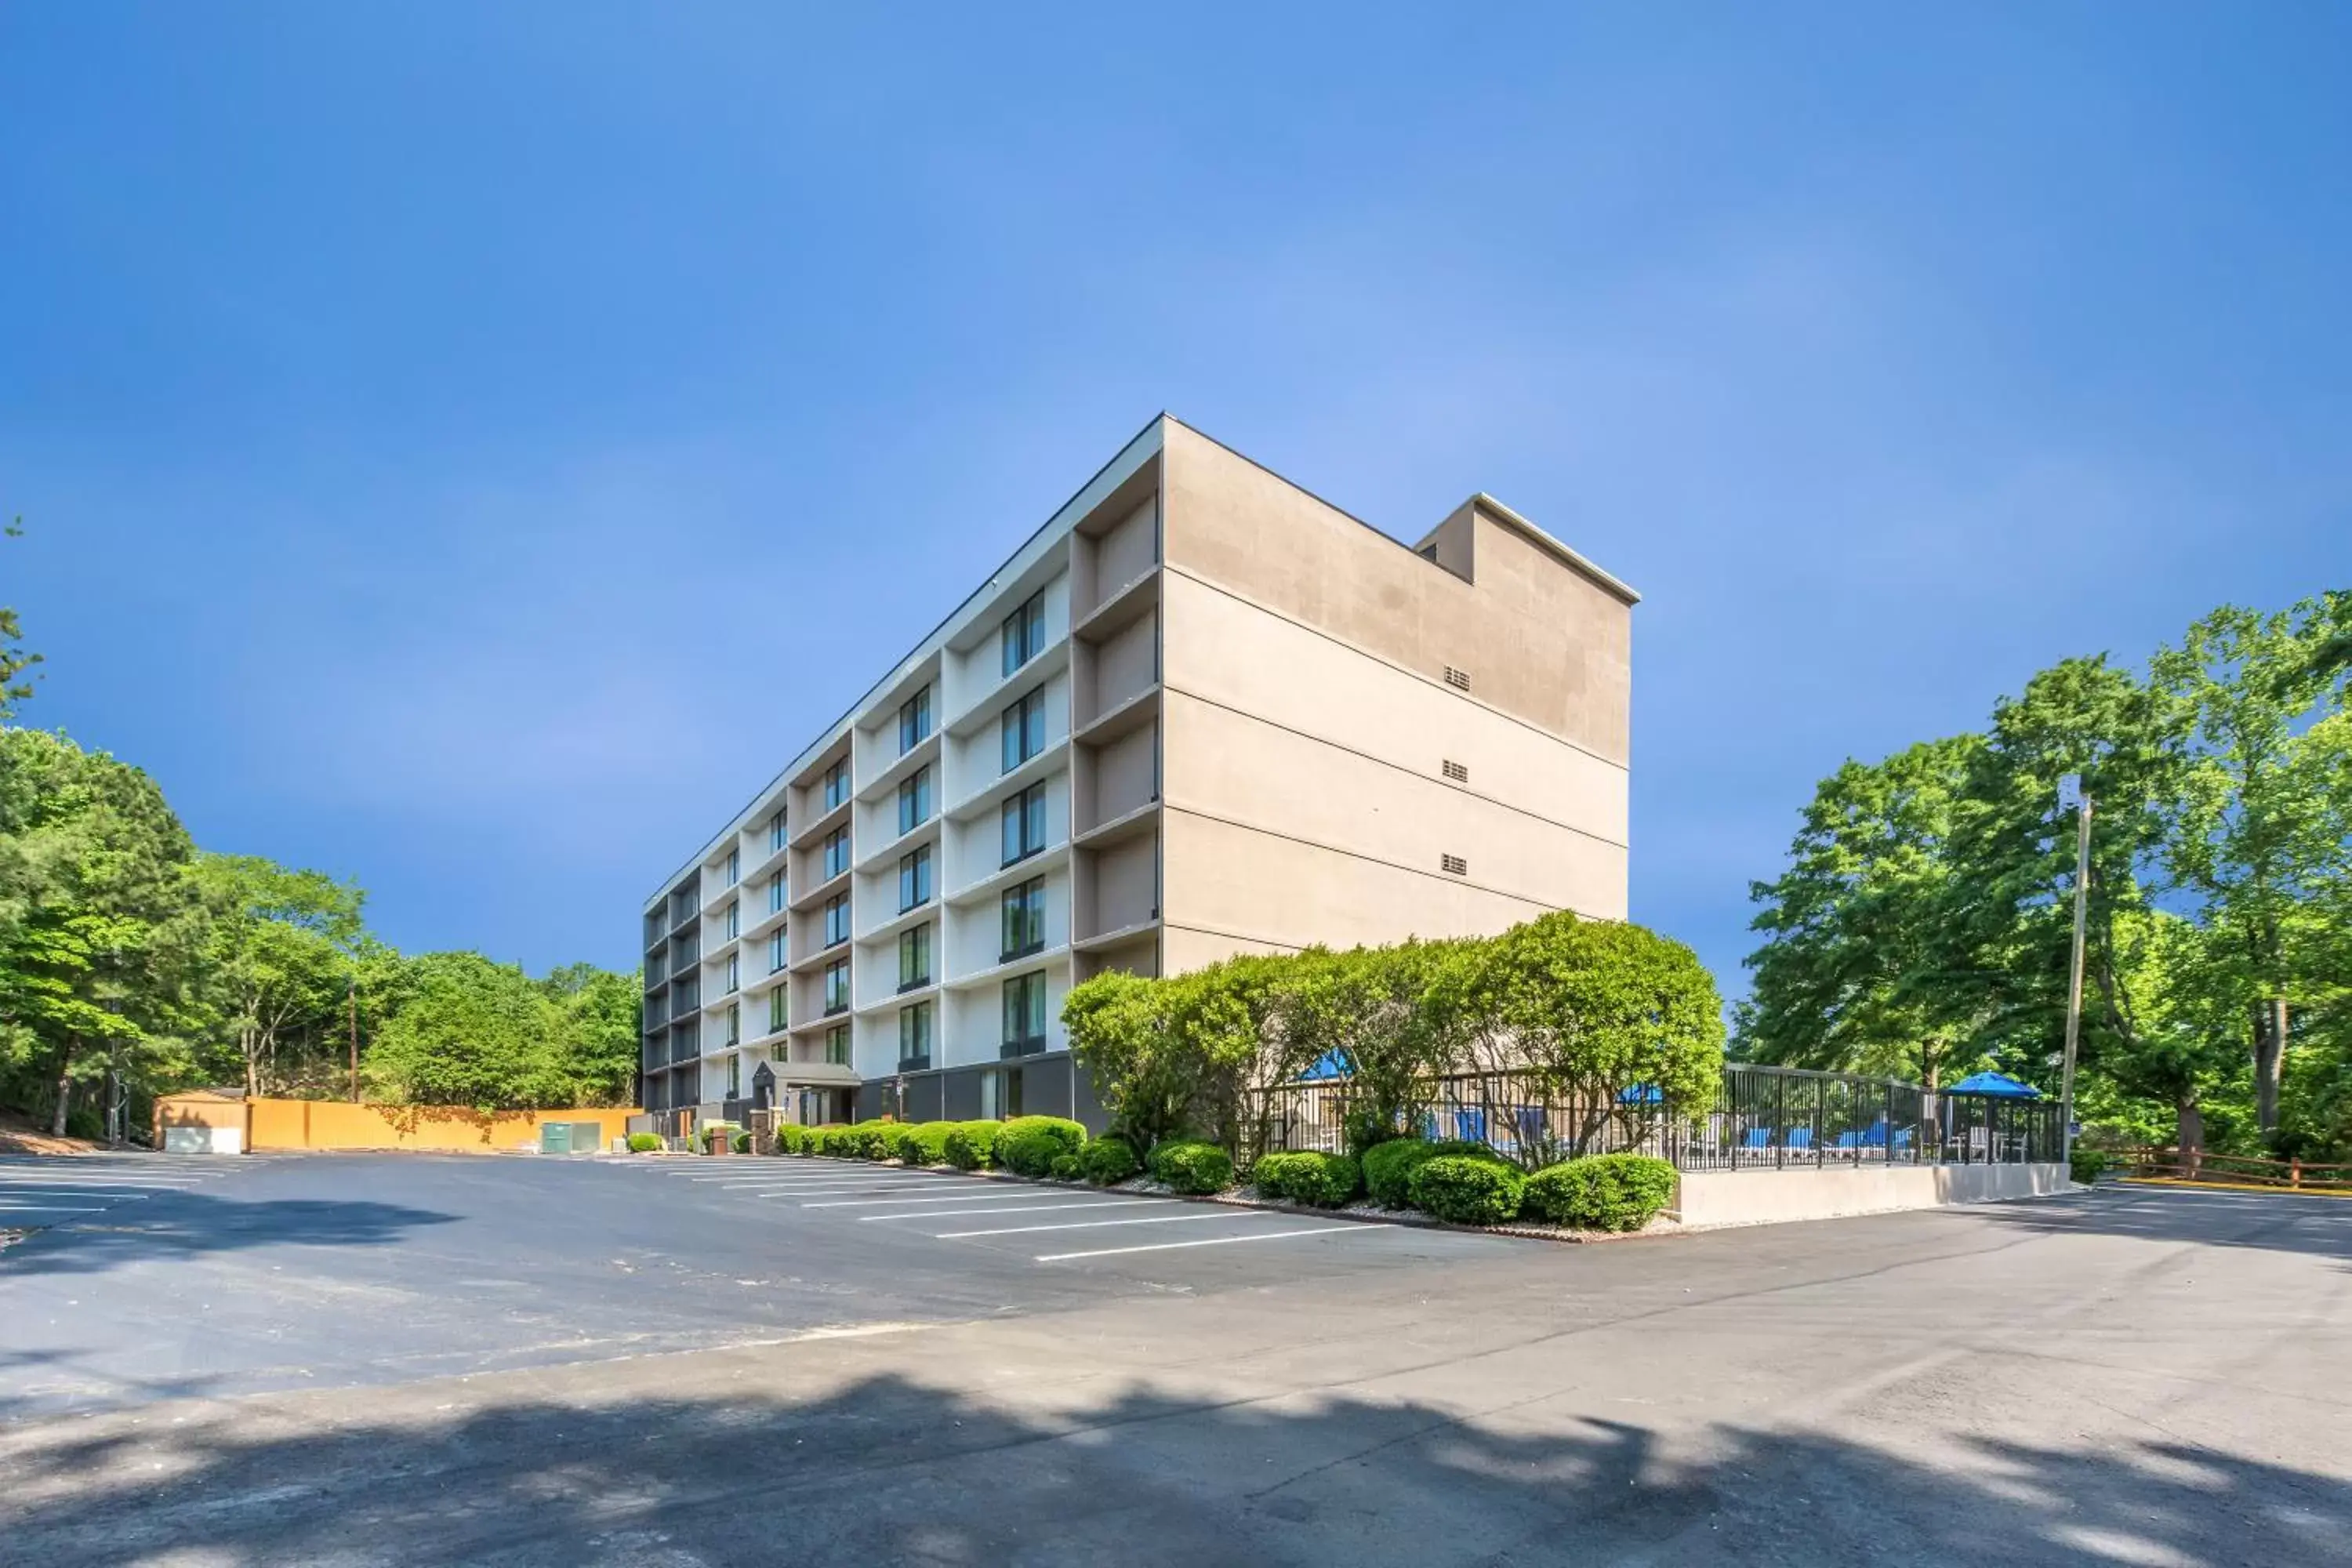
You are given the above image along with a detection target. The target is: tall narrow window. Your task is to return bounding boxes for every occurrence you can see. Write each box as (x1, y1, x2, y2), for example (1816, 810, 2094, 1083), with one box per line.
(1001, 591, 1046, 677)
(769, 810, 787, 851)
(726, 1047, 741, 1091)
(898, 844, 933, 912)
(724, 1004, 740, 1049)
(898, 1003, 933, 1070)
(1000, 877, 1046, 960)
(898, 924, 931, 991)
(823, 958, 850, 1016)
(823, 892, 851, 947)
(823, 759, 851, 812)
(1000, 687, 1047, 773)
(725, 848, 739, 886)
(768, 869, 786, 913)
(724, 900, 739, 939)
(897, 687, 932, 754)
(1002, 973, 1048, 1058)
(823, 826, 851, 880)
(767, 989, 786, 1034)
(725, 953, 740, 994)
(897, 766, 933, 836)
(1000, 782, 1047, 866)
(768, 928, 786, 974)
(825, 1023, 851, 1066)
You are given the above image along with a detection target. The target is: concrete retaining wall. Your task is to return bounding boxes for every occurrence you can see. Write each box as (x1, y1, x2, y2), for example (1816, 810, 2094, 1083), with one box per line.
(1675, 1162, 2071, 1229)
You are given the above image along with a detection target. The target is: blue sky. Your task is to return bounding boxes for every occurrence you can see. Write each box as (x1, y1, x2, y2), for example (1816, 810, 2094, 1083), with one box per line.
(3, 5, 2347, 993)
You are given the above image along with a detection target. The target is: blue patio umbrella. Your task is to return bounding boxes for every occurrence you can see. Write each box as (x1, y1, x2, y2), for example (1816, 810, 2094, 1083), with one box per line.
(1617, 1083, 1663, 1105)
(1946, 1070, 2042, 1099)
(1298, 1050, 1352, 1083)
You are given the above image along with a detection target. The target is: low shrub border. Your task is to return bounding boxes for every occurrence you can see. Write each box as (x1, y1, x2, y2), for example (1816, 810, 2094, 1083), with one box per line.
(1409, 1154, 1526, 1225)
(1254, 1150, 1361, 1208)
(996, 1116, 1089, 1177)
(1080, 1135, 1142, 1185)
(1519, 1153, 1677, 1232)
(1148, 1140, 1234, 1194)
(626, 1131, 662, 1153)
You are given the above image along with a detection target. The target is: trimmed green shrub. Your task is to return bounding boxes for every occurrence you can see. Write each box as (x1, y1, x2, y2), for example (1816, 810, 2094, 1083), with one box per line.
(700, 1122, 740, 1153)
(2070, 1148, 2107, 1185)
(732, 1131, 753, 1154)
(1409, 1155, 1526, 1225)
(891, 1123, 956, 1166)
(1149, 1139, 1234, 1194)
(807, 1123, 858, 1157)
(943, 1121, 1001, 1171)
(774, 1125, 811, 1156)
(995, 1116, 1090, 1178)
(626, 1131, 662, 1153)
(1254, 1151, 1361, 1208)
(1520, 1153, 1676, 1232)
(1080, 1135, 1142, 1185)
(1050, 1152, 1083, 1180)
(1361, 1137, 1437, 1207)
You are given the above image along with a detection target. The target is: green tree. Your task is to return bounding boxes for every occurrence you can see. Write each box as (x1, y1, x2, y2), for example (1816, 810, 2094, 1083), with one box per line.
(364, 951, 567, 1111)
(539, 962, 643, 1106)
(194, 854, 365, 1097)
(0, 520, 42, 719)
(2151, 596, 2352, 1131)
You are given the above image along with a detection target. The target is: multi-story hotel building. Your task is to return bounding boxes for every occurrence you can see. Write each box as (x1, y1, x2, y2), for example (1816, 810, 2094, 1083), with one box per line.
(637, 416, 1636, 1128)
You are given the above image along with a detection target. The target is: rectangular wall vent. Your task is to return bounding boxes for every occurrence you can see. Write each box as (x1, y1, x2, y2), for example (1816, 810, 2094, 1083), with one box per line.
(1440, 853, 1468, 877)
(1441, 759, 1469, 784)
(1443, 666, 1472, 691)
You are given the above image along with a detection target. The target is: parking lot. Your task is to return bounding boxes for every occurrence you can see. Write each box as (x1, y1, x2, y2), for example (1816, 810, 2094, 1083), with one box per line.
(4, 1152, 2350, 1566)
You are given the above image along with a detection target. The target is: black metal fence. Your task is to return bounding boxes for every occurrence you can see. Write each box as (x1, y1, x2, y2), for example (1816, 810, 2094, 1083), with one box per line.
(1248, 1062, 2064, 1174)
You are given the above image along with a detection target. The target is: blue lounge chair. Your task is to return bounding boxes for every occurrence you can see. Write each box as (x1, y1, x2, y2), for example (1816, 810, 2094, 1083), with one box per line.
(1787, 1127, 1814, 1151)
(1741, 1127, 1773, 1150)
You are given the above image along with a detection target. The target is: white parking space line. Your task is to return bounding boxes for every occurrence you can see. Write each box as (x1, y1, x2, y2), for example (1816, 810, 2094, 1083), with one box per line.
(1036, 1225, 1367, 1262)
(0, 1190, 151, 1200)
(0, 1203, 107, 1213)
(799, 1191, 1087, 1210)
(743, 1185, 997, 1198)
(937, 1210, 1279, 1240)
(861, 1200, 1175, 1222)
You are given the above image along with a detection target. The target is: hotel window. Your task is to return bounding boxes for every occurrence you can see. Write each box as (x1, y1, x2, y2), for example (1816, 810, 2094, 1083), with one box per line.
(825, 1023, 851, 1065)
(724, 1004, 740, 1049)
(1000, 687, 1046, 773)
(981, 1065, 1025, 1120)
(823, 892, 851, 948)
(768, 989, 786, 1034)
(724, 900, 739, 940)
(726, 1049, 741, 1094)
(768, 929, 786, 974)
(725, 848, 739, 886)
(898, 844, 933, 912)
(768, 810, 786, 851)
(823, 759, 851, 812)
(823, 826, 851, 880)
(768, 869, 786, 913)
(898, 686, 932, 754)
(896, 766, 933, 836)
(823, 958, 850, 1016)
(898, 923, 931, 992)
(1003, 972, 1049, 1058)
(898, 1001, 934, 1070)
(1000, 877, 1046, 960)
(725, 953, 739, 994)
(1001, 590, 1045, 677)
(1000, 782, 1047, 866)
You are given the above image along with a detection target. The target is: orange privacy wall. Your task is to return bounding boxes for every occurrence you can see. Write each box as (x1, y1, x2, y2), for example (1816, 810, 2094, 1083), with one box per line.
(158, 1096, 640, 1153)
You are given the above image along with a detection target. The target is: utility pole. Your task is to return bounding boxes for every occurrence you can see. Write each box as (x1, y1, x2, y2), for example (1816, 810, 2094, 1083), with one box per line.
(348, 977, 361, 1104)
(2059, 779, 2093, 1170)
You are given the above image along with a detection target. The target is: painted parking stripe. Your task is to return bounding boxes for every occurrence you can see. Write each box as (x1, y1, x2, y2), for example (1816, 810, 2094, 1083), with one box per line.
(0, 1203, 107, 1213)
(799, 1191, 1101, 1210)
(1036, 1225, 1367, 1262)
(861, 1200, 1176, 1222)
(0, 1190, 150, 1200)
(937, 1210, 1281, 1240)
(743, 1184, 999, 1198)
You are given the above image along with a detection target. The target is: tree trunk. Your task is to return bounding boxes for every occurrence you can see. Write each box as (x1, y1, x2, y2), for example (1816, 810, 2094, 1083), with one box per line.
(2253, 997, 2288, 1132)
(2176, 1094, 2204, 1178)
(50, 1033, 78, 1137)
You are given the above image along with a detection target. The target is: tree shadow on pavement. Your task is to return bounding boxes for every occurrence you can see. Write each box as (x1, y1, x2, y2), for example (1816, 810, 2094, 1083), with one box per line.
(1967, 1181, 2352, 1265)
(0, 1192, 457, 1279)
(2, 1367, 2342, 1568)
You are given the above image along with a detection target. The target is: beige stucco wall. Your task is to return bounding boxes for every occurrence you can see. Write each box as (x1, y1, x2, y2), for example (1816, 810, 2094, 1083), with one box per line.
(1085, 719, 1158, 829)
(1160, 421, 1632, 765)
(1675, 1163, 2073, 1229)
(1087, 605, 1158, 720)
(1086, 831, 1159, 937)
(1087, 495, 1160, 614)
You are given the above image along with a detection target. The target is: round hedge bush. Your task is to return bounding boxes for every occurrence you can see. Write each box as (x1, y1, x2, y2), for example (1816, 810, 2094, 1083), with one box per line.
(626, 1131, 662, 1153)
(1080, 1135, 1142, 1185)
(774, 1126, 811, 1156)
(1148, 1139, 1234, 1195)
(731, 1131, 752, 1154)
(1050, 1152, 1083, 1180)
(996, 1116, 1089, 1178)
(1519, 1153, 1676, 1232)
(1409, 1155, 1526, 1225)
(943, 1121, 1001, 1171)
(1361, 1138, 1436, 1207)
(1254, 1151, 1361, 1208)
(891, 1123, 956, 1166)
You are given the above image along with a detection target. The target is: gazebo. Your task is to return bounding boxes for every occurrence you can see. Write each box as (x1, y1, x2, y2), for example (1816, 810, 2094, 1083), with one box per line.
(1940, 1070, 2054, 1163)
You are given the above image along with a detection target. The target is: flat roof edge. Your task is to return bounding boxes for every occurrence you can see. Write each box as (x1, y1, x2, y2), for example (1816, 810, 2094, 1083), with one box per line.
(1468, 493, 1642, 605)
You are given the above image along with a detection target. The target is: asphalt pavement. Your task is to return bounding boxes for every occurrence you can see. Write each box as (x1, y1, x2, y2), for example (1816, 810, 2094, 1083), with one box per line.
(2, 1152, 2347, 1566)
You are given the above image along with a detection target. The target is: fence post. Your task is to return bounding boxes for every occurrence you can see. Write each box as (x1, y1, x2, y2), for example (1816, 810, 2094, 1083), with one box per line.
(1776, 1075, 1787, 1171)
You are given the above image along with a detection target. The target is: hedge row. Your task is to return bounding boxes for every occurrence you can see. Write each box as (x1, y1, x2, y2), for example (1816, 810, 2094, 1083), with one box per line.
(1284, 1137, 1678, 1231)
(764, 1116, 1145, 1187)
